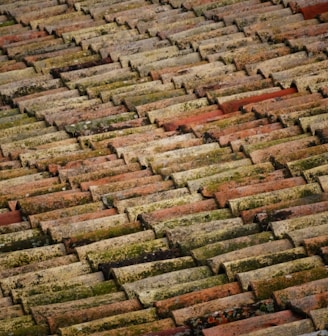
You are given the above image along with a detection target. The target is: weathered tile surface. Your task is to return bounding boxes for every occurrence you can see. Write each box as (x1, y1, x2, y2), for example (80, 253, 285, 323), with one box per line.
(0, 0, 328, 335)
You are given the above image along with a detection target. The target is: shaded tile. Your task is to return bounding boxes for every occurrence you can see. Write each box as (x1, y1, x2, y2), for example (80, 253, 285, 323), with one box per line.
(172, 292, 255, 326)
(30, 291, 127, 325)
(75, 228, 157, 260)
(237, 256, 324, 291)
(0, 260, 91, 296)
(274, 277, 328, 309)
(155, 282, 241, 317)
(125, 190, 202, 222)
(85, 318, 177, 336)
(202, 310, 301, 336)
(251, 266, 328, 300)
(271, 57, 328, 89)
(247, 135, 320, 164)
(230, 124, 301, 152)
(217, 176, 306, 208)
(47, 298, 142, 334)
(289, 292, 328, 317)
(150, 206, 232, 238)
(58, 308, 157, 336)
(18, 189, 92, 216)
(187, 161, 274, 193)
(310, 307, 328, 331)
(208, 238, 292, 274)
(48, 212, 129, 242)
(171, 157, 252, 188)
(228, 183, 321, 215)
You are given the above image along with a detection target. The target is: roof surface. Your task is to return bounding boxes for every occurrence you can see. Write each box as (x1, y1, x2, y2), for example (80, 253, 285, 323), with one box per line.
(0, 0, 328, 335)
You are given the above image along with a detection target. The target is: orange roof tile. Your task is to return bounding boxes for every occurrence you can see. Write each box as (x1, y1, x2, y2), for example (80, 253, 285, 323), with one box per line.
(0, 0, 328, 334)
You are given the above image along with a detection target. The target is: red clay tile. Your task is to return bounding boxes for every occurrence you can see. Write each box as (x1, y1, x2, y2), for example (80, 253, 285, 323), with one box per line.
(216, 119, 282, 151)
(162, 109, 224, 131)
(108, 129, 177, 151)
(205, 0, 267, 21)
(319, 11, 328, 22)
(273, 277, 328, 309)
(242, 192, 328, 224)
(309, 306, 328, 330)
(225, 122, 283, 150)
(155, 282, 241, 317)
(0, 210, 22, 226)
(204, 116, 264, 144)
(289, 291, 328, 316)
(172, 291, 255, 326)
(40, 207, 117, 233)
(18, 190, 92, 216)
(255, 199, 328, 225)
(0, 30, 48, 48)
(215, 176, 306, 208)
(1, 1, 328, 335)
(143, 326, 191, 336)
(251, 266, 328, 300)
(53, 104, 128, 129)
(322, 245, 328, 263)
(140, 198, 218, 227)
(248, 135, 320, 164)
(219, 88, 297, 113)
(202, 169, 286, 199)
(301, 3, 328, 19)
(248, 92, 321, 118)
(202, 310, 301, 336)
(47, 298, 142, 333)
(303, 235, 328, 255)
(79, 167, 152, 192)
(101, 180, 174, 206)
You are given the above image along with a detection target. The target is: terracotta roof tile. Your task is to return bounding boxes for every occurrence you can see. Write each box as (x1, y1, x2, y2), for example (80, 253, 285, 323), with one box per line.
(274, 276, 328, 310)
(200, 112, 258, 139)
(217, 87, 294, 114)
(0, 259, 91, 296)
(250, 92, 323, 120)
(0, 210, 22, 226)
(18, 189, 92, 216)
(309, 307, 328, 330)
(300, 2, 328, 19)
(245, 12, 306, 39)
(0, 303, 24, 320)
(204, 0, 267, 21)
(243, 319, 316, 336)
(187, 161, 275, 193)
(59, 307, 157, 336)
(209, 238, 292, 272)
(0, 315, 37, 335)
(149, 204, 231, 237)
(271, 56, 328, 88)
(125, 190, 202, 222)
(231, 182, 322, 217)
(0, 0, 328, 334)
(250, 265, 328, 300)
(22, 279, 118, 317)
(246, 134, 320, 164)
(172, 291, 255, 326)
(172, 157, 251, 187)
(192, 230, 273, 263)
(155, 281, 240, 317)
(203, 310, 301, 336)
(88, 319, 179, 335)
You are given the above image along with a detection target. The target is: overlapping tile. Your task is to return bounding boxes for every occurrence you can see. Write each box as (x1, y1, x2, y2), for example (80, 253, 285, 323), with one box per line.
(0, 0, 328, 335)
